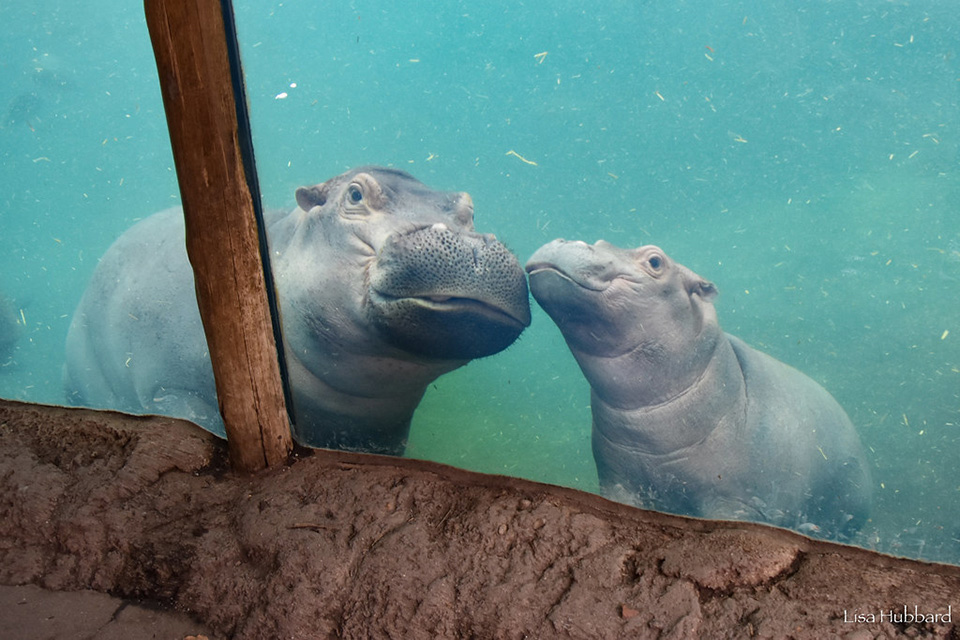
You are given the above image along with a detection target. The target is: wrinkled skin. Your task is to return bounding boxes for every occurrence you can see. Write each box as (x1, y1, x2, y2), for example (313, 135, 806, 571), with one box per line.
(526, 239, 871, 541)
(64, 167, 530, 454)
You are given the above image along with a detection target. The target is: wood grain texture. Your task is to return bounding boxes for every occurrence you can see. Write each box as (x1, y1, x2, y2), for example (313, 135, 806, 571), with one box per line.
(144, 0, 292, 471)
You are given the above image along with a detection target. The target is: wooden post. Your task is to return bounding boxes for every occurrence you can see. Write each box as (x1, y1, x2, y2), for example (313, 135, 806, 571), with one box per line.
(144, 0, 293, 472)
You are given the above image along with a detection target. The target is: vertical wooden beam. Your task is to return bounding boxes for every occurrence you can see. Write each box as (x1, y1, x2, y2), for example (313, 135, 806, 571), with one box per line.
(144, 0, 293, 471)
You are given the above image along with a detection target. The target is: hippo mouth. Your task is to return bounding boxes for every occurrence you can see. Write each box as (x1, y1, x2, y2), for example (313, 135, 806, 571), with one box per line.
(526, 263, 618, 293)
(369, 290, 529, 328)
(367, 226, 531, 359)
(526, 240, 643, 294)
(368, 289, 529, 360)
(525, 264, 626, 334)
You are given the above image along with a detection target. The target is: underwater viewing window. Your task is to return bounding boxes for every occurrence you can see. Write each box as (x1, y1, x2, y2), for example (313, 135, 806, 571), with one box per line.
(1, 1, 958, 564)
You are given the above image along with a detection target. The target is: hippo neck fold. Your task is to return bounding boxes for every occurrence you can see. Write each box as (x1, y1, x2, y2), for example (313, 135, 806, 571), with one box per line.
(589, 337, 749, 456)
(282, 345, 459, 455)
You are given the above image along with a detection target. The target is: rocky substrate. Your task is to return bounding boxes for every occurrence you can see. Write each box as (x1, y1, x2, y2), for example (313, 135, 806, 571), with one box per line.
(0, 400, 957, 639)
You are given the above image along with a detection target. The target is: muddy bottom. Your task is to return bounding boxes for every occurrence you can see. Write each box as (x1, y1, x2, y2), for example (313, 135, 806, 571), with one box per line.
(0, 400, 957, 639)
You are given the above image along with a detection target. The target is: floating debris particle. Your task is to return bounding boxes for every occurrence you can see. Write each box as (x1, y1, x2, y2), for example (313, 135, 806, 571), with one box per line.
(505, 149, 538, 166)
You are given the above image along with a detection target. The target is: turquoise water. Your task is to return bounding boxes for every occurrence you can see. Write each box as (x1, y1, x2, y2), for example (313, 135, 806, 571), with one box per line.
(2, 1, 958, 563)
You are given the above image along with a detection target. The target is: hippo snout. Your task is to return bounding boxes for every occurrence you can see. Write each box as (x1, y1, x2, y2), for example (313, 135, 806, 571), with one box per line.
(367, 225, 530, 359)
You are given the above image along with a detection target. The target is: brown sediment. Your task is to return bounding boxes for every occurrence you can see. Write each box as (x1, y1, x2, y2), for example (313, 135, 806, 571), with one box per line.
(1, 399, 957, 639)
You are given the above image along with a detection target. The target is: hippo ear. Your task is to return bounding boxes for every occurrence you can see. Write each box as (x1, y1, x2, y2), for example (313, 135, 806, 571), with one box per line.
(295, 185, 328, 211)
(693, 279, 718, 301)
(681, 266, 718, 301)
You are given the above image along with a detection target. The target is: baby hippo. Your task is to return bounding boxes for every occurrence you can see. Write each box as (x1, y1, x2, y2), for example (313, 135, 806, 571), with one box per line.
(526, 239, 871, 540)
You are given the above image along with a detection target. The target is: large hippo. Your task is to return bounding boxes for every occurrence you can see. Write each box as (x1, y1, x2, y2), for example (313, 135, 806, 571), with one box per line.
(65, 167, 531, 454)
(526, 239, 871, 540)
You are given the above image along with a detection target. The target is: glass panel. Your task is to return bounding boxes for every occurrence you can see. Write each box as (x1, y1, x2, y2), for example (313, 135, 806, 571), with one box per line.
(232, 1, 959, 563)
(0, 5, 219, 426)
(5, 0, 955, 567)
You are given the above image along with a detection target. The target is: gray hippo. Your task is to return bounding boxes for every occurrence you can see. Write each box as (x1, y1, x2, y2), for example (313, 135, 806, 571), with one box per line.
(526, 239, 871, 540)
(64, 167, 531, 454)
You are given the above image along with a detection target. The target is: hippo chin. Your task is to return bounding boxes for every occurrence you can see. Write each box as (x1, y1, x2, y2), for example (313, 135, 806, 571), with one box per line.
(526, 239, 871, 541)
(64, 167, 531, 454)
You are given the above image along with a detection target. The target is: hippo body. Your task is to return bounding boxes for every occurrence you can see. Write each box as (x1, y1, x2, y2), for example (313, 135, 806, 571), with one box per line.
(526, 239, 871, 540)
(64, 167, 530, 454)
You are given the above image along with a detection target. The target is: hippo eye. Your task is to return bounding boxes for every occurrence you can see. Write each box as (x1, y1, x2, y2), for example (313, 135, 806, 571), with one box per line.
(648, 255, 663, 270)
(348, 185, 363, 203)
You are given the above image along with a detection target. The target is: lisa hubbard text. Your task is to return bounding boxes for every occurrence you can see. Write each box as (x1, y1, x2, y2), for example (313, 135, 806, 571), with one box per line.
(843, 605, 951, 624)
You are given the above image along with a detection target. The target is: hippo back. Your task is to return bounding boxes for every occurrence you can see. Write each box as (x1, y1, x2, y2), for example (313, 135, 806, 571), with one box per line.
(728, 335, 872, 539)
(63, 209, 222, 430)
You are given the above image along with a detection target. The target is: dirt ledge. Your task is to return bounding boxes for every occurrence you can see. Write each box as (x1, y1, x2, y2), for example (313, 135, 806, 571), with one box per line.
(1, 399, 957, 639)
